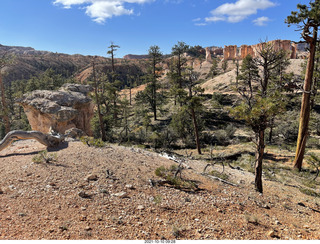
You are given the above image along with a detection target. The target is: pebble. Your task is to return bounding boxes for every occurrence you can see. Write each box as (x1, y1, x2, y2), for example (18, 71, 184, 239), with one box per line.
(79, 215, 87, 221)
(78, 191, 91, 199)
(267, 230, 276, 238)
(113, 192, 128, 198)
(99, 188, 108, 194)
(85, 226, 92, 231)
(137, 205, 145, 210)
(86, 174, 99, 181)
(263, 204, 271, 209)
(9, 185, 16, 190)
(125, 184, 135, 189)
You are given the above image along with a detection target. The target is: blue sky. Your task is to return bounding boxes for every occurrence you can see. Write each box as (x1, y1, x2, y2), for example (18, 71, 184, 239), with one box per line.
(0, 0, 309, 58)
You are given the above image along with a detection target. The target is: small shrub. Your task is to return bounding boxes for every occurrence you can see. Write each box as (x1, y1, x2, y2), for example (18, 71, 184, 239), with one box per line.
(154, 165, 198, 191)
(172, 224, 184, 238)
(153, 195, 163, 205)
(231, 154, 255, 174)
(209, 170, 229, 181)
(214, 130, 229, 146)
(155, 166, 167, 178)
(307, 153, 320, 180)
(299, 188, 320, 198)
(301, 179, 317, 189)
(244, 213, 260, 225)
(80, 136, 105, 147)
(212, 92, 225, 107)
(148, 128, 178, 149)
(32, 150, 57, 164)
(307, 137, 320, 149)
(212, 125, 236, 146)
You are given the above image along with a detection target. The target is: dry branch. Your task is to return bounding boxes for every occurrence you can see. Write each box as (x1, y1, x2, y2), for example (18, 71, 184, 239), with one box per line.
(201, 173, 238, 187)
(0, 130, 64, 152)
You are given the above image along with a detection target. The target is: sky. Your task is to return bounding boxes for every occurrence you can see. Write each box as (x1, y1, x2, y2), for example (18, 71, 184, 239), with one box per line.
(0, 0, 310, 58)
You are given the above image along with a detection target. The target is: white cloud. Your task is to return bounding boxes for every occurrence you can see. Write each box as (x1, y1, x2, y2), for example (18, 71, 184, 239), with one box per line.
(192, 17, 208, 26)
(205, 16, 226, 22)
(192, 18, 201, 22)
(205, 0, 276, 23)
(194, 23, 208, 26)
(53, 0, 153, 23)
(253, 16, 271, 26)
(164, 0, 183, 3)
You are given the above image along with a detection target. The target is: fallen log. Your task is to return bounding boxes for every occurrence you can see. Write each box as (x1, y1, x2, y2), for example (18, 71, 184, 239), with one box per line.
(0, 130, 64, 152)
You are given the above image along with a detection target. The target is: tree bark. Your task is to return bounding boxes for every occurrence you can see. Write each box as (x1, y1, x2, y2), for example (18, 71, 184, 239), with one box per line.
(0, 130, 64, 152)
(255, 129, 265, 193)
(294, 28, 318, 171)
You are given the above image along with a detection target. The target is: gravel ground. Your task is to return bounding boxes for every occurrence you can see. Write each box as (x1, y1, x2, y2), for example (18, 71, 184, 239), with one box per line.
(0, 139, 320, 240)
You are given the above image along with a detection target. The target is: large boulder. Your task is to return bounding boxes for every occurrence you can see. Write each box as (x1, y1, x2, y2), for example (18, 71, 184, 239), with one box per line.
(17, 83, 94, 136)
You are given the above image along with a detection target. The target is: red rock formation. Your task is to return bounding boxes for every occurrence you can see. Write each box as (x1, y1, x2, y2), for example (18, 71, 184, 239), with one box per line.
(205, 47, 212, 62)
(240, 45, 255, 59)
(224, 40, 299, 60)
(291, 43, 297, 59)
(224, 45, 238, 60)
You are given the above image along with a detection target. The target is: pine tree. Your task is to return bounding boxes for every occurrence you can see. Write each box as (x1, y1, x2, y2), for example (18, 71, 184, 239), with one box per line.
(169, 41, 189, 106)
(285, 0, 320, 171)
(231, 42, 288, 193)
(91, 57, 107, 141)
(148, 45, 163, 120)
(107, 42, 121, 123)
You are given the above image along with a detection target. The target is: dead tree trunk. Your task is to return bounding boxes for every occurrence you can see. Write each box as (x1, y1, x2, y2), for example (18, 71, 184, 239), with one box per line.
(0, 130, 64, 153)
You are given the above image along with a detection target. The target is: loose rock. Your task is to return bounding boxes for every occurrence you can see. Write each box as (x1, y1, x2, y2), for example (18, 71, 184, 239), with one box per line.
(267, 230, 276, 238)
(137, 205, 145, 210)
(86, 174, 99, 181)
(78, 191, 91, 199)
(112, 192, 128, 198)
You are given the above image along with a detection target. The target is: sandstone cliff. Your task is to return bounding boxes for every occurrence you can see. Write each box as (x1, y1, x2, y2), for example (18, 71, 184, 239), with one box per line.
(17, 83, 94, 136)
(222, 39, 303, 60)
